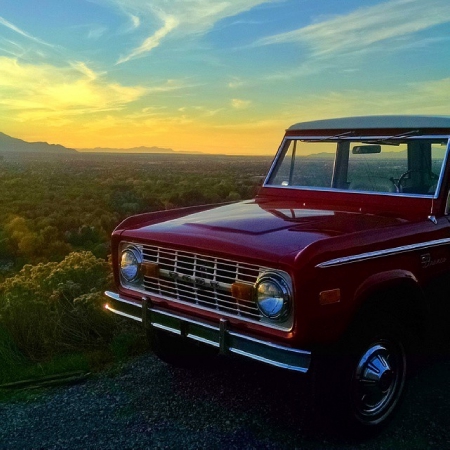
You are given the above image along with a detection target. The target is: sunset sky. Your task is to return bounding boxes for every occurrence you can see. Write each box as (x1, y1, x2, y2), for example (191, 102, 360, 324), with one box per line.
(1, 0, 450, 154)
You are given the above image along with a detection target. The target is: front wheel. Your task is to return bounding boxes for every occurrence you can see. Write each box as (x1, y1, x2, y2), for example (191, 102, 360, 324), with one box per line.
(349, 335, 406, 426)
(312, 316, 409, 434)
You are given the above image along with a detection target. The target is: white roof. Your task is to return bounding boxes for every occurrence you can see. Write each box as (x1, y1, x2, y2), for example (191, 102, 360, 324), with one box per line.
(288, 115, 450, 131)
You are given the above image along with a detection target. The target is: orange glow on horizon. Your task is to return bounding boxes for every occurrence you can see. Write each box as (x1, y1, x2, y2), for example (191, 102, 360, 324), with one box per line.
(4, 117, 286, 156)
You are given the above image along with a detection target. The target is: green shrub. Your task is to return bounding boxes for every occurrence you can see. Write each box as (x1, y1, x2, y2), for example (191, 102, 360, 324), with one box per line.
(0, 251, 118, 360)
(0, 325, 26, 379)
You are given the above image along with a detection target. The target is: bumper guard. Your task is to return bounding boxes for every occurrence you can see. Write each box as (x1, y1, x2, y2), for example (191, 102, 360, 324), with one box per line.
(105, 291, 311, 373)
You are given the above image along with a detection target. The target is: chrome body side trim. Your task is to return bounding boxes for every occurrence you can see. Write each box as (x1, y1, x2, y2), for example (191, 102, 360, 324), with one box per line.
(104, 291, 311, 373)
(316, 237, 450, 268)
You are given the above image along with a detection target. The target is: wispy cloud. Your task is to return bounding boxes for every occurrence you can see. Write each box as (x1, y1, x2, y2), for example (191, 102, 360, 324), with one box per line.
(0, 56, 147, 122)
(228, 78, 245, 89)
(211, 76, 450, 140)
(231, 98, 251, 109)
(256, 0, 450, 57)
(117, 14, 179, 64)
(87, 25, 108, 40)
(0, 16, 55, 47)
(70, 61, 103, 81)
(0, 37, 25, 59)
(129, 14, 140, 29)
(105, 0, 276, 64)
(286, 76, 450, 121)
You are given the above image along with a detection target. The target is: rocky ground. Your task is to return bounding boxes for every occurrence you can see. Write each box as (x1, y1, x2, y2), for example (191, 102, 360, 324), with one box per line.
(1, 352, 450, 449)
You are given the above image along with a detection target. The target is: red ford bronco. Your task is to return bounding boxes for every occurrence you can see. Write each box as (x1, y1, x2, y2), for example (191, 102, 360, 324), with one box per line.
(105, 116, 450, 431)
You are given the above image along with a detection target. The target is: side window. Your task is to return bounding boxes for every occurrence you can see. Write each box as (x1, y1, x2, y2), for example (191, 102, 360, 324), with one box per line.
(401, 141, 444, 195)
(429, 143, 445, 196)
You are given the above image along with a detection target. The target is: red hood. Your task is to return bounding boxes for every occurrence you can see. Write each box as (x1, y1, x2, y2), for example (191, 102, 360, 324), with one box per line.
(119, 200, 407, 264)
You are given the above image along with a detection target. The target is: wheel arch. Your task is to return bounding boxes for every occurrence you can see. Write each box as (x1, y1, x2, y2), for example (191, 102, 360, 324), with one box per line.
(350, 269, 429, 341)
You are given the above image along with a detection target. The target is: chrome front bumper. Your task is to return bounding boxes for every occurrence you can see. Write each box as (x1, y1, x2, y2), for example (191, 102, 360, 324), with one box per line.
(105, 291, 311, 373)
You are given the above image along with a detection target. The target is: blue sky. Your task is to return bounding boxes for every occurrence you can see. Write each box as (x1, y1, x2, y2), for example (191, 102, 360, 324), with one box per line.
(0, 0, 449, 154)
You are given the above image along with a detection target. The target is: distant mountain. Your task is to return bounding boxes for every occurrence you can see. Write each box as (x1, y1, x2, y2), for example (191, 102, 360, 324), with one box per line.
(0, 132, 77, 154)
(77, 145, 175, 154)
(0, 132, 201, 155)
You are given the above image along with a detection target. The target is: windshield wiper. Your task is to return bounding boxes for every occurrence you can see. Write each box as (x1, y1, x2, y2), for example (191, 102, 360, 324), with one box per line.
(302, 131, 355, 142)
(301, 129, 422, 144)
(367, 129, 421, 145)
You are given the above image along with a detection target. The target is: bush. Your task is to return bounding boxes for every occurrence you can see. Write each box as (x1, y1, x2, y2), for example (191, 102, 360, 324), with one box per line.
(0, 251, 118, 360)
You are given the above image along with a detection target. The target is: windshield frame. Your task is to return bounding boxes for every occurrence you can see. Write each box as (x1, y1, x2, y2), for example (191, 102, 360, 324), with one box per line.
(264, 134, 450, 199)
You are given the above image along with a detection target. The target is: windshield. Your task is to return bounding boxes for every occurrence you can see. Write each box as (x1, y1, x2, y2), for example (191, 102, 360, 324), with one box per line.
(266, 137, 449, 196)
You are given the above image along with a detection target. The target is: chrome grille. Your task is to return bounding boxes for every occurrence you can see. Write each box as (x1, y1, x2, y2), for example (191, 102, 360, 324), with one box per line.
(141, 245, 266, 320)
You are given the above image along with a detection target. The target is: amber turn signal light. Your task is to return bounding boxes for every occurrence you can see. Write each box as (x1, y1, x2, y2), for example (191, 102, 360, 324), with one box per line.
(231, 282, 254, 302)
(319, 288, 341, 305)
(142, 262, 160, 278)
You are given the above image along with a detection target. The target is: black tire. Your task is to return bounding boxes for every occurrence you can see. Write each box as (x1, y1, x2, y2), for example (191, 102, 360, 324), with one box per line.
(148, 327, 218, 368)
(311, 315, 409, 435)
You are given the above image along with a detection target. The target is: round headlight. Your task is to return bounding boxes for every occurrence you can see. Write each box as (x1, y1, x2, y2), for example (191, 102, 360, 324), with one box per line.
(255, 273, 291, 319)
(120, 246, 142, 283)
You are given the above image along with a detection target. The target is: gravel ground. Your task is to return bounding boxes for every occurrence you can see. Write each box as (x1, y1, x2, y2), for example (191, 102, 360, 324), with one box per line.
(1, 352, 450, 449)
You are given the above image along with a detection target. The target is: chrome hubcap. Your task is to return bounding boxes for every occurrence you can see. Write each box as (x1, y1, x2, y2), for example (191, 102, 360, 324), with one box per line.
(353, 342, 406, 424)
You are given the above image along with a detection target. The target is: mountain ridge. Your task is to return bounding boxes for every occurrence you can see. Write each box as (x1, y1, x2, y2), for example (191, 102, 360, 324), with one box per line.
(0, 132, 77, 154)
(0, 132, 194, 154)
(76, 145, 176, 153)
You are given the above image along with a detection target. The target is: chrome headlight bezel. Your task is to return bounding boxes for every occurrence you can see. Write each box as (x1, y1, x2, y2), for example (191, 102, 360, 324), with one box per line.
(119, 244, 143, 285)
(255, 272, 291, 320)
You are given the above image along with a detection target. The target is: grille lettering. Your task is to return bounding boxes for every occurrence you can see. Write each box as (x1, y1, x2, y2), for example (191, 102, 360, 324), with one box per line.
(194, 277, 206, 286)
(169, 271, 219, 289)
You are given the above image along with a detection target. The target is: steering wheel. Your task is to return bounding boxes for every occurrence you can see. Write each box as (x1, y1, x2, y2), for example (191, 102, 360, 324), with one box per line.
(396, 169, 438, 193)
